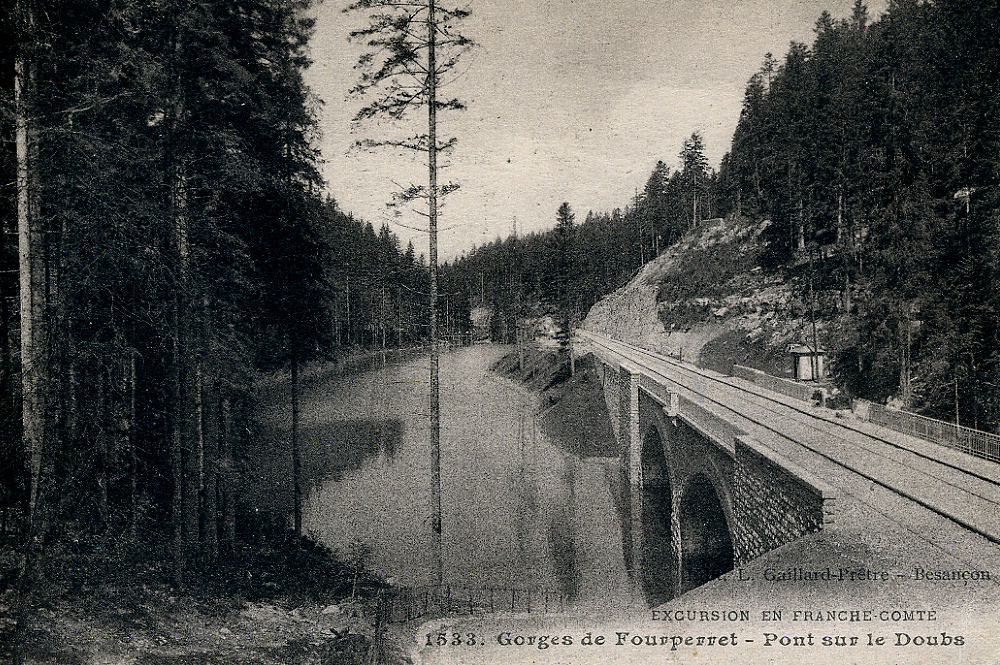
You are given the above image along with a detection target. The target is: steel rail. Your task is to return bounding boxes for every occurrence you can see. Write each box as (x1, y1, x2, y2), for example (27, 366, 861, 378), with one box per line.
(580, 331, 1000, 546)
(581, 331, 1000, 491)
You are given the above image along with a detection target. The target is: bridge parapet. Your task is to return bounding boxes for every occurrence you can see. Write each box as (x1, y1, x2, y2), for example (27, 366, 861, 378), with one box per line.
(675, 394, 741, 457)
(638, 375, 740, 456)
(733, 435, 837, 565)
(734, 364, 825, 405)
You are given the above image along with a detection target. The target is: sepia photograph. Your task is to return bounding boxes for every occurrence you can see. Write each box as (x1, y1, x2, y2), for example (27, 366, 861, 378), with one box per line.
(2, 0, 999, 663)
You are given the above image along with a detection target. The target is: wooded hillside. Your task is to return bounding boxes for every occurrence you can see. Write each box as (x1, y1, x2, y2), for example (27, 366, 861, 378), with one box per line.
(0, 0, 431, 600)
(454, 0, 1000, 431)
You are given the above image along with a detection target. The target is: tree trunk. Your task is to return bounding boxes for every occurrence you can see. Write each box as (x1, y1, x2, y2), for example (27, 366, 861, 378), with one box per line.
(381, 284, 387, 353)
(0, 272, 10, 435)
(13, 4, 44, 660)
(797, 197, 806, 252)
(168, 35, 190, 582)
(691, 172, 699, 228)
(182, 340, 200, 564)
(954, 372, 960, 428)
(427, 0, 444, 587)
(836, 188, 845, 246)
(194, 363, 205, 547)
(129, 351, 137, 540)
(201, 376, 219, 563)
(98, 371, 109, 526)
(517, 326, 524, 372)
(219, 395, 235, 554)
(40, 186, 60, 541)
(67, 362, 77, 439)
(170, 296, 185, 585)
(291, 353, 302, 536)
(900, 303, 912, 408)
(16, 0, 42, 539)
(397, 286, 403, 348)
(170, 294, 186, 583)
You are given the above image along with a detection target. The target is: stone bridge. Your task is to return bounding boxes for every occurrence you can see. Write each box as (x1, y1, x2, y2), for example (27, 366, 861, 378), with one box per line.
(578, 330, 1000, 603)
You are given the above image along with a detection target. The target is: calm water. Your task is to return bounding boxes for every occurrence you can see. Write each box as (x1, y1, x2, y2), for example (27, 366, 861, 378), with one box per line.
(269, 345, 640, 611)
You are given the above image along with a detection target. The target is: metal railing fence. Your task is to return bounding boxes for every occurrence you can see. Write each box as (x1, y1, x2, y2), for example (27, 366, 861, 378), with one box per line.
(856, 400, 1000, 463)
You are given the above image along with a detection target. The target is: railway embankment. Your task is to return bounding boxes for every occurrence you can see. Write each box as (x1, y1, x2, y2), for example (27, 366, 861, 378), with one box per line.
(581, 216, 831, 380)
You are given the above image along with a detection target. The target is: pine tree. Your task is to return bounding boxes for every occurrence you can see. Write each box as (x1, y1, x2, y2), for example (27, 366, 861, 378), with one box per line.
(553, 202, 576, 352)
(1, 0, 332, 595)
(680, 133, 709, 228)
(641, 160, 673, 250)
(346, 0, 473, 584)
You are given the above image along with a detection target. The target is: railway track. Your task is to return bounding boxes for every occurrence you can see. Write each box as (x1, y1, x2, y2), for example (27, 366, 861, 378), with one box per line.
(578, 331, 1000, 550)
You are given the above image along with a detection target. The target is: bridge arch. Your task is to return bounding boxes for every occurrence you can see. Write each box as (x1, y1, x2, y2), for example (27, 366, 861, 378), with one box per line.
(679, 472, 734, 592)
(639, 423, 676, 602)
(640, 422, 673, 490)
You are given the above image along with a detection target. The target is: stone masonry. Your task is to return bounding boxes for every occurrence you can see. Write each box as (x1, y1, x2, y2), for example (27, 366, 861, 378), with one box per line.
(732, 435, 837, 565)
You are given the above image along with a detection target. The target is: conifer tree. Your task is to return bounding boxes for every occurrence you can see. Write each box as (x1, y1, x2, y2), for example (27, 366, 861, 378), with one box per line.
(346, 0, 473, 585)
(680, 133, 709, 228)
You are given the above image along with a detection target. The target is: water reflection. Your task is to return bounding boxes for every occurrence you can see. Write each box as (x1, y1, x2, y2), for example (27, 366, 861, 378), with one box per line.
(253, 350, 733, 612)
(641, 481, 675, 604)
(262, 346, 637, 610)
(679, 474, 734, 592)
(247, 417, 402, 519)
(639, 426, 677, 605)
(547, 452, 580, 599)
(538, 368, 618, 459)
(298, 419, 403, 483)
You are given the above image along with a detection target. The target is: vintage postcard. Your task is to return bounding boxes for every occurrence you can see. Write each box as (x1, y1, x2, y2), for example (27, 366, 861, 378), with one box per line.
(4, 0, 998, 663)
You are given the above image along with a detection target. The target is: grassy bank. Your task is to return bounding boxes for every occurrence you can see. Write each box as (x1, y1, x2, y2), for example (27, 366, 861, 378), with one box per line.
(493, 345, 619, 459)
(3, 519, 404, 665)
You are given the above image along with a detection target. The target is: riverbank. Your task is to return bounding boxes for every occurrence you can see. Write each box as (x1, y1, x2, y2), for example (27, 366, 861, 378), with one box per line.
(252, 342, 636, 613)
(4, 344, 444, 664)
(5, 526, 404, 665)
(492, 344, 619, 459)
(5, 343, 629, 665)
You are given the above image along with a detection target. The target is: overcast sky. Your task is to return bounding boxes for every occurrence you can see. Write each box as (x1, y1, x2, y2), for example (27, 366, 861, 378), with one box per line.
(304, 0, 887, 259)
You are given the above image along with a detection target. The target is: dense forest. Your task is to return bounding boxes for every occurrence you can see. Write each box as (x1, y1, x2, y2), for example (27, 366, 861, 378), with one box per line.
(445, 133, 724, 340)
(455, 0, 1000, 430)
(3, 0, 999, 618)
(725, 0, 1000, 432)
(0, 0, 441, 621)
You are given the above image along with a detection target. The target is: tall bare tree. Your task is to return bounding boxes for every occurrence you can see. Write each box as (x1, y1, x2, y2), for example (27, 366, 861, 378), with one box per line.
(346, 0, 472, 585)
(14, 0, 40, 528)
(12, 2, 45, 660)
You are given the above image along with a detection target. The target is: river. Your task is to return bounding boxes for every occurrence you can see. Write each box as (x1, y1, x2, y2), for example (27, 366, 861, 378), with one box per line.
(256, 344, 642, 612)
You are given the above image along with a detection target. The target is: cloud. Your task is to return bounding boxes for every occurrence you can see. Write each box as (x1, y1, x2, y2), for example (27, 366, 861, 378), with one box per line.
(307, 0, 888, 259)
(606, 84, 744, 170)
